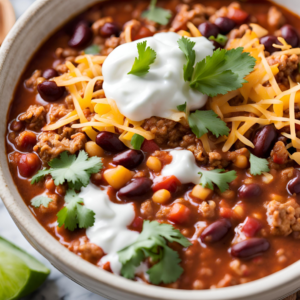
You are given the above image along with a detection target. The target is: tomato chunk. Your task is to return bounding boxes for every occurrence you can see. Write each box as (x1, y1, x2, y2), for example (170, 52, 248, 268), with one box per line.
(141, 140, 160, 153)
(241, 217, 262, 237)
(219, 207, 233, 219)
(131, 216, 144, 232)
(133, 26, 153, 41)
(152, 176, 180, 193)
(228, 7, 249, 24)
(168, 203, 191, 224)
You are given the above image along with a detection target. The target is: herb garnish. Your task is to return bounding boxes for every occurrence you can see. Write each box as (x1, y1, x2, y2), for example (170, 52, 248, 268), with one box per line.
(131, 134, 145, 150)
(209, 34, 228, 46)
(31, 195, 53, 208)
(128, 41, 156, 76)
(249, 153, 270, 176)
(142, 0, 172, 25)
(118, 220, 191, 284)
(199, 169, 237, 192)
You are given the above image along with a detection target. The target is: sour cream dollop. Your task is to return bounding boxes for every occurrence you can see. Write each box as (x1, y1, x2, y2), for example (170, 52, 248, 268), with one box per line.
(79, 184, 139, 274)
(161, 149, 202, 184)
(102, 32, 214, 121)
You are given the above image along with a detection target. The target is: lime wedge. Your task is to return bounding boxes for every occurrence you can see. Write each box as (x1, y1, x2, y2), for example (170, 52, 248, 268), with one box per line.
(0, 236, 50, 300)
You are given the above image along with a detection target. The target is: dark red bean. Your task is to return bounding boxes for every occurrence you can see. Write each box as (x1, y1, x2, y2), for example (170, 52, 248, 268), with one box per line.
(252, 125, 278, 158)
(69, 22, 93, 48)
(200, 219, 231, 243)
(118, 178, 153, 199)
(215, 17, 236, 34)
(10, 120, 23, 132)
(287, 170, 300, 195)
(198, 22, 220, 38)
(141, 140, 160, 153)
(96, 132, 127, 153)
(100, 22, 120, 38)
(112, 150, 144, 169)
(238, 184, 262, 199)
(42, 68, 58, 80)
(18, 153, 41, 178)
(281, 25, 299, 48)
(260, 36, 282, 54)
(230, 238, 270, 259)
(37, 81, 65, 102)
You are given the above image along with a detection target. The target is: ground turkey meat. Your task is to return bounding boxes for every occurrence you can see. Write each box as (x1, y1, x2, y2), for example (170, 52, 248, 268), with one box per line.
(48, 104, 72, 123)
(143, 117, 207, 162)
(34, 127, 87, 162)
(266, 199, 300, 236)
(270, 141, 290, 166)
(267, 54, 300, 87)
(24, 70, 42, 90)
(19, 105, 46, 130)
(268, 6, 286, 29)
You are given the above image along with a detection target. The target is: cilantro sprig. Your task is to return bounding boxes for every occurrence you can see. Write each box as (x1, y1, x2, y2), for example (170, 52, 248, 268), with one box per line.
(142, 0, 172, 25)
(188, 110, 229, 138)
(118, 220, 191, 284)
(209, 34, 228, 46)
(177, 36, 256, 97)
(31, 195, 53, 208)
(249, 153, 270, 176)
(199, 169, 237, 192)
(131, 134, 145, 150)
(31, 151, 103, 190)
(57, 189, 95, 231)
(177, 102, 187, 112)
(128, 41, 156, 76)
(84, 44, 100, 55)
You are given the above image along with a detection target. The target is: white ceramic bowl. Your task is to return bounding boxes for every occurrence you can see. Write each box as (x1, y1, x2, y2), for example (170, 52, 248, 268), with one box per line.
(1, 1, 300, 299)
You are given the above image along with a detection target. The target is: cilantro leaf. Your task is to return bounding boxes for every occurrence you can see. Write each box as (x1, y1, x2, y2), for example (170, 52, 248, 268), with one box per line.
(118, 220, 191, 284)
(31, 151, 103, 190)
(199, 169, 237, 192)
(57, 189, 95, 231)
(84, 44, 100, 55)
(209, 34, 228, 46)
(128, 41, 156, 76)
(177, 102, 187, 112)
(31, 195, 53, 208)
(188, 110, 229, 138)
(249, 153, 270, 176)
(190, 48, 256, 97)
(131, 134, 145, 150)
(178, 37, 196, 82)
(142, 0, 172, 25)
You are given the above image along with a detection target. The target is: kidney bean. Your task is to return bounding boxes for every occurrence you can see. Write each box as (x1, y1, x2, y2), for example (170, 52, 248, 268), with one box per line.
(287, 169, 300, 195)
(37, 81, 65, 102)
(10, 120, 23, 132)
(260, 36, 282, 54)
(198, 22, 220, 38)
(238, 184, 262, 199)
(69, 22, 93, 48)
(100, 22, 120, 38)
(141, 139, 160, 153)
(42, 68, 58, 80)
(281, 25, 299, 48)
(230, 238, 270, 259)
(118, 178, 153, 198)
(200, 219, 232, 243)
(112, 150, 144, 169)
(133, 26, 153, 41)
(18, 153, 41, 178)
(96, 132, 127, 153)
(215, 17, 236, 34)
(252, 125, 278, 158)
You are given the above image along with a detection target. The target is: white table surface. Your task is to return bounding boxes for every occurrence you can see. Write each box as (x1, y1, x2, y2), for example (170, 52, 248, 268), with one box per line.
(1, 1, 108, 299)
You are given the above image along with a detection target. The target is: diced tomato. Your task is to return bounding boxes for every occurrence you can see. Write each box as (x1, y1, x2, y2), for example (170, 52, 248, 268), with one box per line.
(228, 7, 249, 24)
(241, 217, 262, 237)
(133, 26, 153, 41)
(152, 175, 181, 193)
(141, 139, 160, 153)
(102, 261, 113, 273)
(168, 203, 191, 224)
(219, 207, 233, 218)
(131, 216, 144, 232)
(272, 154, 285, 164)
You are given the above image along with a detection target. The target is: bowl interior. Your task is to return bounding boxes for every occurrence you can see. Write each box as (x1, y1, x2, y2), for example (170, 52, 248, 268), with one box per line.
(1, 1, 300, 300)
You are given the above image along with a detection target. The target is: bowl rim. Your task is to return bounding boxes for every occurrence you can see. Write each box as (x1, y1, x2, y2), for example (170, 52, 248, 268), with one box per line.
(1, 0, 300, 299)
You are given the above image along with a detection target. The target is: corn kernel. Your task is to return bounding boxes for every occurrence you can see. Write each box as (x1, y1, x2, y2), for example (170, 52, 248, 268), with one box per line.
(191, 185, 212, 200)
(152, 189, 171, 204)
(146, 156, 162, 172)
(233, 205, 244, 218)
(244, 178, 253, 184)
(253, 213, 263, 220)
(271, 194, 285, 202)
(103, 166, 133, 189)
(177, 30, 191, 37)
(85, 141, 104, 157)
(220, 189, 235, 199)
(234, 155, 248, 169)
(262, 172, 273, 184)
